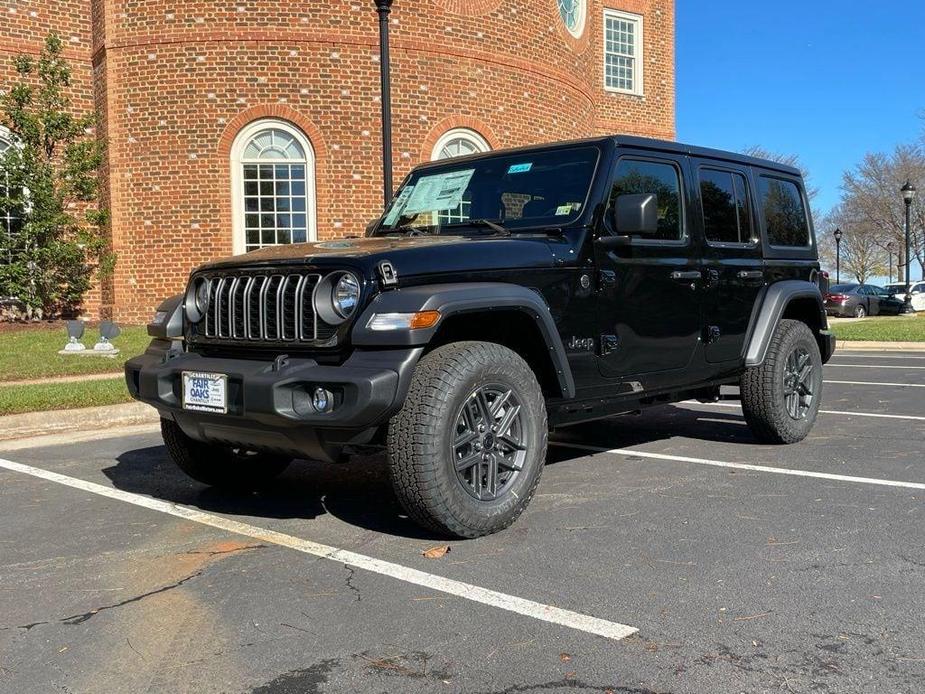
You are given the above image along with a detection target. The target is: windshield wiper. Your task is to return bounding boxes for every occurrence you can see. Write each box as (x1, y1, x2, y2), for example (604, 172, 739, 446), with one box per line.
(457, 219, 510, 236)
(388, 225, 434, 237)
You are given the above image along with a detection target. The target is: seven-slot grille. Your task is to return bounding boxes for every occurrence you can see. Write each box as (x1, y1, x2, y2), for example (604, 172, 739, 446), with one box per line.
(200, 273, 333, 343)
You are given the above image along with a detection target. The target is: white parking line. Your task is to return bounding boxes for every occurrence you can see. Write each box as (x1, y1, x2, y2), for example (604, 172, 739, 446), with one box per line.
(0, 457, 637, 642)
(550, 442, 925, 491)
(826, 364, 925, 370)
(824, 380, 925, 389)
(683, 400, 925, 422)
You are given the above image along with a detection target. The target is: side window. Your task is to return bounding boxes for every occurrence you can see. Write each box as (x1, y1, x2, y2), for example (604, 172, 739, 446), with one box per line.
(758, 176, 810, 247)
(608, 159, 683, 241)
(699, 168, 754, 244)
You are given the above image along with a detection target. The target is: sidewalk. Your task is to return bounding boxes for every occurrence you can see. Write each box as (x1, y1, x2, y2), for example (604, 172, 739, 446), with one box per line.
(0, 402, 158, 441)
(836, 341, 925, 352)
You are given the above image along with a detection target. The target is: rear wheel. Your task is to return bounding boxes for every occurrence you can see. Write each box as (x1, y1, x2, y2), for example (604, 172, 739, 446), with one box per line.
(387, 342, 547, 538)
(161, 418, 291, 489)
(854, 304, 866, 318)
(740, 319, 822, 444)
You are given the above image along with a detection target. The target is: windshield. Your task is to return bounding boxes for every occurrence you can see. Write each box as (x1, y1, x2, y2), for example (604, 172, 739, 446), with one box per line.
(374, 146, 600, 235)
(885, 284, 905, 292)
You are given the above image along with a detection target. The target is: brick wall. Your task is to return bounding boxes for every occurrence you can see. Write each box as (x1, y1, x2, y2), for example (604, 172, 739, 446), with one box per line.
(1, 0, 675, 323)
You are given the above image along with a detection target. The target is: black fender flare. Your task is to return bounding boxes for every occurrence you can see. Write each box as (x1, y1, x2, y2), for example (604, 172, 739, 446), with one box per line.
(352, 282, 575, 398)
(744, 280, 830, 366)
(147, 294, 184, 339)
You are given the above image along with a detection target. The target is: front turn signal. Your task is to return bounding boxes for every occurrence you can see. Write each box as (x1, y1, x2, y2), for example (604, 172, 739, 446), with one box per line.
(367, 311, 441, 331)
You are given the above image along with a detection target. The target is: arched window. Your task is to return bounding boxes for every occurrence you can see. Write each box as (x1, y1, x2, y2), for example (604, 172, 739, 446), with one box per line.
(0, 132, 22, 264)
(557, 0, 587, 38)
(431, 128, 491, 161)
(231, 119, 316, 254)
(430, 128, 491, 225)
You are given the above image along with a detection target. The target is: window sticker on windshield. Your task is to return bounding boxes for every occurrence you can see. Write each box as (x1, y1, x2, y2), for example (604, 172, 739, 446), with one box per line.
(382, 184, 415, 225)
(555, 203, 576, 216)
(403, 169, 475, 215)
(507, 163, 533, 174)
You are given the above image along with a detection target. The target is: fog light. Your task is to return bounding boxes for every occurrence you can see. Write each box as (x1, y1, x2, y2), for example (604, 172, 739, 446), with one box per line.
(312, 387, 334, 413)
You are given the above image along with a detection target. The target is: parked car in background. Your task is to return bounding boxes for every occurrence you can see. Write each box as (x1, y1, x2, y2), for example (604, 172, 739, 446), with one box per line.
(825, 283, 905, 318)
(884, 282, 925, 312)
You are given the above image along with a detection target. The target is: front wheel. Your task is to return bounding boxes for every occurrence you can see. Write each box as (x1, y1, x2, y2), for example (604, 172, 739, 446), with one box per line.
(740, 320, 823, 445)
(387, 342, 548, 538)
(161, 418, 292, 489)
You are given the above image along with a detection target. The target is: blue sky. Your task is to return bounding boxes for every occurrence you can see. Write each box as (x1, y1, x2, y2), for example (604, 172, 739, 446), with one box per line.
(676, 1, 925, 217)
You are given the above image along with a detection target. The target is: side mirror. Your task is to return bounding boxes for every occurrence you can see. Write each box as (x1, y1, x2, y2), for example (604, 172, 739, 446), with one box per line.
(612, 193, 658, 236)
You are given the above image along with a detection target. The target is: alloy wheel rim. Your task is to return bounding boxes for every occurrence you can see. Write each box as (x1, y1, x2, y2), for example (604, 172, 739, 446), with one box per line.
(452, 384, 528, 501)
(783, 347, 815, 420)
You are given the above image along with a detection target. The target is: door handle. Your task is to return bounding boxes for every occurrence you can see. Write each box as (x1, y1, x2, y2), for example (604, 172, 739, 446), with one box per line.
(670, 271, 702, 281)
(737, 270, 764, 280)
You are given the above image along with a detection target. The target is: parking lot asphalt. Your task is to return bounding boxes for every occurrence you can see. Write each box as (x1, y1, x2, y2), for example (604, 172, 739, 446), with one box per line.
(1, 350, 923, 694)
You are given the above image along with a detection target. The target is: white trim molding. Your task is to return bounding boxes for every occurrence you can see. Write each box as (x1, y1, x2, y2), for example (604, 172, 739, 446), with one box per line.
(230, 118, 317, 255)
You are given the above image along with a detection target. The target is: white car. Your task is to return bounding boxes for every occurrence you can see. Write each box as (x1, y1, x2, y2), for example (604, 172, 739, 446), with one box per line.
(884, 281, 925, 312)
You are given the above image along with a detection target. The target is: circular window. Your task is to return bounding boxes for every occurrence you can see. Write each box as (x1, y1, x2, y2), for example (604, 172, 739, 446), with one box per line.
(557, 0, 587, 38)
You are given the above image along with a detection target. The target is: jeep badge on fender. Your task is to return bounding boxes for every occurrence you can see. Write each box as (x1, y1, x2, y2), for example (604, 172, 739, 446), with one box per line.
(127, 135, 835, 539)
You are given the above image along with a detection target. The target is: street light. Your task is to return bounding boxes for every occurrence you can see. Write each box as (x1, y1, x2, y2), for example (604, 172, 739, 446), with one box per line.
(833, 227, 843, 283)
(900, 180, 917, 314)
(374, 0, 395, 208)
(887, 241, 895, 283)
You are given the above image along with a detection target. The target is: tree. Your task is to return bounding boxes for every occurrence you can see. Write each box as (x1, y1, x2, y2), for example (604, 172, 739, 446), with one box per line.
(0, 33, 112, 319)
(841, 144, 925, 282)
(818, 204, 887, 284)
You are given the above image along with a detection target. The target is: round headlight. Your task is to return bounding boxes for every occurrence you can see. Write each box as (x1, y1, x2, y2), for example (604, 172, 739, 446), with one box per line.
(195, 279, 211, 316)
(332, 273, 360, 318)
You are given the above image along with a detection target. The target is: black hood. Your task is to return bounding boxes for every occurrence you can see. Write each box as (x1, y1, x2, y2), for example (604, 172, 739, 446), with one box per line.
(197, 234, 572, 278)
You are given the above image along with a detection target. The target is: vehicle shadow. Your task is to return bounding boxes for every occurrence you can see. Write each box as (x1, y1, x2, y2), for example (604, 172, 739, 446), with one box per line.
(104, 446, 437, 539)
(104, 404, 751, 538)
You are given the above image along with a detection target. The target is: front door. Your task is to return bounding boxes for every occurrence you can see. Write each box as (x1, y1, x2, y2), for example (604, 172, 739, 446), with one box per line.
(694, 161, 766, 363)
(593, 153, 703, 385)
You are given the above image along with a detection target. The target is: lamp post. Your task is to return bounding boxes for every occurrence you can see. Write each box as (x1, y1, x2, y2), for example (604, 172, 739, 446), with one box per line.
(374, 0, 395, 208)
(887, 241, 895, 283)
(900, 181, 917, 314)
(833, 227, 843, 283)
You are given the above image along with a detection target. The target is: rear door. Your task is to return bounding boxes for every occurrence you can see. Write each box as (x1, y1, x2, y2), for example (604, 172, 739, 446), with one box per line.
(693, 161, 764, 363)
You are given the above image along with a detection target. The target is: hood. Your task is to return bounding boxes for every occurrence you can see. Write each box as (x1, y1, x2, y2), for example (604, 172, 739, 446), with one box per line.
(198, 234, 569, 277)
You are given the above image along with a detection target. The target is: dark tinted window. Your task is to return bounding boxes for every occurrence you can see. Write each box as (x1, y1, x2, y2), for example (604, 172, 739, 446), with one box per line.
(700, 168, 754, 244)
(758, 176, 810, 247)
(608, 159, 683, 241)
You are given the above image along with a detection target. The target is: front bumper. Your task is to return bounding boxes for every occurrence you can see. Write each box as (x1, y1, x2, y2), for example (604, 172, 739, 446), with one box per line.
(125, 342, 422, 462)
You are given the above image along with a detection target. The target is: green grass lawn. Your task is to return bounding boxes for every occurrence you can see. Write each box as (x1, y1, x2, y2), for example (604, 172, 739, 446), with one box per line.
(830, 314, 925, 342)
(0, 324, 150, 382)
(0, 377, 133, 416)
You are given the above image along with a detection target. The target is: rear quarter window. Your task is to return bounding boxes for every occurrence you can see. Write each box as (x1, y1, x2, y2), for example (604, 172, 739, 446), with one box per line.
(758, 176, 810, 247)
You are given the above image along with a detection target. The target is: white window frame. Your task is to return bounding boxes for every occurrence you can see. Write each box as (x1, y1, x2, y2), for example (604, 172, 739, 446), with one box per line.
(430, 128, 491, 161)
(603, 8, 644, 96)
(230, 119, 317, 255)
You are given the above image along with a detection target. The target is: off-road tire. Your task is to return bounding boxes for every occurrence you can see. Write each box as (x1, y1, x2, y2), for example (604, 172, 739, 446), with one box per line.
(740, 319, 823, 444)
(161, 418, 292, 489)
(387, 342, 548, 538)
(854, 304, 866, 318)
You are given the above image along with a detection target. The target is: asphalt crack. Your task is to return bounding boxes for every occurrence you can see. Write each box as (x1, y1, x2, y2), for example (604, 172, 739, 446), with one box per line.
(343, 564, 362, 602)
(60, 570, 204, 625)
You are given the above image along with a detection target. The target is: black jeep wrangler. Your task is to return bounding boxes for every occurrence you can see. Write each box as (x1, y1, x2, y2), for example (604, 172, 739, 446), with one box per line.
(126, 136, 835, 538)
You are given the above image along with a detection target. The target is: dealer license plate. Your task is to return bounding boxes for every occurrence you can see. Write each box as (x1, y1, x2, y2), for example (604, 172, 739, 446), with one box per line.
(182, 372, 228, 413)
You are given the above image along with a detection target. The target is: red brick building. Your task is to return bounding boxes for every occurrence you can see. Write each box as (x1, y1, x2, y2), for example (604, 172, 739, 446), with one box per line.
(1, 0, 675, 322)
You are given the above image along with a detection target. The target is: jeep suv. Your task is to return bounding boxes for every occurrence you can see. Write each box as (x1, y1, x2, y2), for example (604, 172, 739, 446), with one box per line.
(126, 136, 835, 538)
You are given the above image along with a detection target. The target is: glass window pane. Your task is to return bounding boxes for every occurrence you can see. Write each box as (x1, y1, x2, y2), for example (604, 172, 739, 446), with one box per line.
(260, 214, 275, 228)
(259, 165, 274, 179)
(291, 165, 305, 179)
(245, 214, 259, 229)
(277, 228, 291, 244)
(262, 228, 275, 245)
(260, 198, 274, 212)
(246, 229, 260, 245)
(758, 177, 809, 247)
(700, 169, 739, 243)
(293, 214, 306, 228)
(732, 172, 754, 242)
(260, 181, 274, 196)
(292, 229, 307, 243)
(609, 159, 683, 241)
(243, 165, 259, 180)
(245, 197, 259, 212)
(277, 214, 291, 228)
(276, 197, 290, 211)
(291, 181, 305, 196)
(244, 181, 259, 196)
(292, 197, 306, 212)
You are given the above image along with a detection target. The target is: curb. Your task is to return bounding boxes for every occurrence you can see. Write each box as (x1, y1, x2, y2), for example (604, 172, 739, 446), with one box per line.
(836, 341, 925, 352)
(0, 402, 159, 441)
(0, 372, 124, 388)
